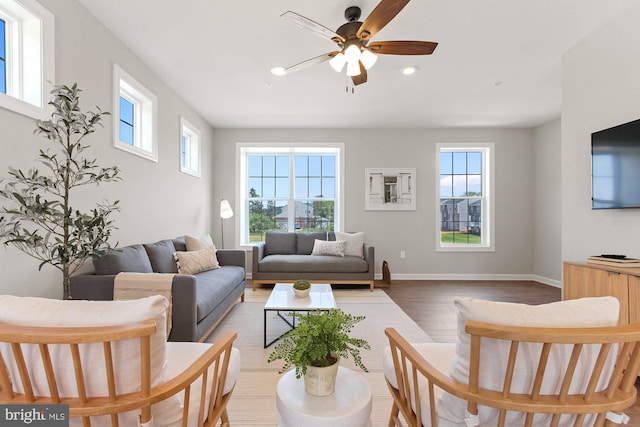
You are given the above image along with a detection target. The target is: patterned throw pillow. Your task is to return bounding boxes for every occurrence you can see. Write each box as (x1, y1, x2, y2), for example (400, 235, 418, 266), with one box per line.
(174, 246, 220, 274)
(311, 239, 346, 257)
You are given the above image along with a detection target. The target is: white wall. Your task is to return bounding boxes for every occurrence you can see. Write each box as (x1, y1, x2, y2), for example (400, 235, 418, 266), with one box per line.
(213, 127, 537, 280)
(0, 0, 215, 298)
(562, 6, 640, 265)
(533, 119, 562, 284)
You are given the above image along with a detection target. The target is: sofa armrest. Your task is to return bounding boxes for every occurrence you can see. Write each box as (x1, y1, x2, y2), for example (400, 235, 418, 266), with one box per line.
(252, 242, 266, 267)
(70, 273, 199, 342)
(216, 249, 246, 269)
(364, 244, 375, 275)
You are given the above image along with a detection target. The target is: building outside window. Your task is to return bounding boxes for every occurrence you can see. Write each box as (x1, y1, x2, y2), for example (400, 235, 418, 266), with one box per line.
(112, 64, 158, 161)
(238, 144, 343, 245)
(436, 143, 494, 252)
(0, 0, 54, 118)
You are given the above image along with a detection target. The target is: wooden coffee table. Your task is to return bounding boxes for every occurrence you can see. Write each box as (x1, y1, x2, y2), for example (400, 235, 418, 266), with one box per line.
(263, 283, 337, 348)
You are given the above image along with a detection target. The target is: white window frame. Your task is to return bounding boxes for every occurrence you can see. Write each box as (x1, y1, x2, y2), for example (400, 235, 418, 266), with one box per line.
(112, 64, 157, 162)
(0, 0, 54, 119)
(435, 142, 495, 252)
(237, 143, 345, 247)
(179, 116, 201, 177)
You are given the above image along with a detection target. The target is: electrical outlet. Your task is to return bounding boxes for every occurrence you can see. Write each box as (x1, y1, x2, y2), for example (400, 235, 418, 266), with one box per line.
(400, 251, 406, 259)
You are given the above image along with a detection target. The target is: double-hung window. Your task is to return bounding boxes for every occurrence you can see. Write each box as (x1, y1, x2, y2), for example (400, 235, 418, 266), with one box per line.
(436, 143, 494, 252)
(180, 116, 201, 177)
(0, 0, 54, 118)
(238, 144, 343, 245)
(113, 64, 158, 161)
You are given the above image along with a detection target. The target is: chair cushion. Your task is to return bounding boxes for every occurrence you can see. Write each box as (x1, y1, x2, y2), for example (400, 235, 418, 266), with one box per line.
(144, 239, 179, 273)
(0, 295, 178, 426)
(265, 232, 296, 255)
(93, 244, 153, 275)
(382, 343, 456, 427)
(438, 296, 620, 426)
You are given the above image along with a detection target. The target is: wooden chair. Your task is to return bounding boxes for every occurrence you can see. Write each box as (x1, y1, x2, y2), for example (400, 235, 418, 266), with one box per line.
(384, 322, 640, 427)
(0, 320, 239, 427)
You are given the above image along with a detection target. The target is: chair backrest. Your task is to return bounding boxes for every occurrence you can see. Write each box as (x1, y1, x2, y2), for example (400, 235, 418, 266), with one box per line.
(385, 322, 640, 427)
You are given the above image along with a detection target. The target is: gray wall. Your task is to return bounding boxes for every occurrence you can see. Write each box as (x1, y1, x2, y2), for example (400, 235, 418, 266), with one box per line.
(213, 127, 540, 280)
(561, 7, 640, 264)
(533, 119, 562, 283)
(0, 0, 215, 298)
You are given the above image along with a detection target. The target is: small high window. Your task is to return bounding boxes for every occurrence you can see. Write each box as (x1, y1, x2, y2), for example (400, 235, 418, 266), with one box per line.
(180, 116, 201, 177)
(0, 0, 55, 118)
(112, 64, 158, 161)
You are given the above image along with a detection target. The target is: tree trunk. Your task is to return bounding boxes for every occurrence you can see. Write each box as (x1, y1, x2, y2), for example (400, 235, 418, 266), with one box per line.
(63, 265, 70, 300)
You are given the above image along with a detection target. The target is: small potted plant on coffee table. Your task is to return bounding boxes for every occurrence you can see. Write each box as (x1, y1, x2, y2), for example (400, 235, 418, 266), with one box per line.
(267, 308, 371, 396)
(293, 279, 311, 298)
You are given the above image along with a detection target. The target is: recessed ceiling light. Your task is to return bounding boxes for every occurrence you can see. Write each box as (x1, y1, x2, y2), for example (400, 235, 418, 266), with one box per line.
(270, 67, 287, 77)
(401, 66, 419, 76)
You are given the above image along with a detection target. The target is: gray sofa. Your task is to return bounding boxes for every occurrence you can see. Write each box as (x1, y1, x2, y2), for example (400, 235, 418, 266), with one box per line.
(252, 231, 374, 291)
(69, 236, 246, 342)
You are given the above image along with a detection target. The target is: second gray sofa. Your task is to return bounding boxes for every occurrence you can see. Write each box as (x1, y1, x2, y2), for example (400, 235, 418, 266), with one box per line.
(252, 231, 374, 291)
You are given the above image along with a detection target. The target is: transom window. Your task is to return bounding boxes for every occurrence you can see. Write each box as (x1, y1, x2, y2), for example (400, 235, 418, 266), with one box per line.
(239, 144, 343, 245)
(112, 64, 158, 162)
(436, 143, 494, 252)
(0, 0, 54, 118)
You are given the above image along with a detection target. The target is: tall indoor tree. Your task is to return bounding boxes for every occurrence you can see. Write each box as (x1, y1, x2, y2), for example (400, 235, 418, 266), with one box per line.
(0, 84, 121, 299)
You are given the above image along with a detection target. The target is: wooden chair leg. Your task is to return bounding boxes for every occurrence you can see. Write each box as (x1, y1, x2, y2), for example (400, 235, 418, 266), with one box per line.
(389, 402, 400, 427)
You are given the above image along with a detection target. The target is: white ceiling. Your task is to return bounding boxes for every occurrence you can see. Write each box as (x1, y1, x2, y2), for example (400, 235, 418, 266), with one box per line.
(77, 0, 640, 129)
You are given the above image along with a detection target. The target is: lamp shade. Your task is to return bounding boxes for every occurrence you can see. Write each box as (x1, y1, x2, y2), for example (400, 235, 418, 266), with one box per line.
(220, 199, 233, 219)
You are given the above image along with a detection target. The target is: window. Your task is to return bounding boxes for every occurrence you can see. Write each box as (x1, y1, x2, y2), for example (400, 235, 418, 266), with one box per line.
(238, 144, 344, 245)
(112, 64, 158, 161)
(179, 116, 201, 177)
(0, 0, 54, 118)
(436, 143, 494, 252)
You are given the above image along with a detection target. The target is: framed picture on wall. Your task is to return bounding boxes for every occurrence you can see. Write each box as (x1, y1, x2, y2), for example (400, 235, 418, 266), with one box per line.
(365, 168, 416, 210)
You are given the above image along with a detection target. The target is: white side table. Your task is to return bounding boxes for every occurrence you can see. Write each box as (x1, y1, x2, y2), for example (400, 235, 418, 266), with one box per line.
(276, 366, 372, 427)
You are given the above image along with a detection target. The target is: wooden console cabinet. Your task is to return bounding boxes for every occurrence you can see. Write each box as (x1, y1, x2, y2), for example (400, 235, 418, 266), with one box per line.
(563, 261, 640, 325)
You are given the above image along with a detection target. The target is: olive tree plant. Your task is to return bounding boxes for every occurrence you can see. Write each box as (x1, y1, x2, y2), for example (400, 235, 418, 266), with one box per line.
(0, 84, 121, 299)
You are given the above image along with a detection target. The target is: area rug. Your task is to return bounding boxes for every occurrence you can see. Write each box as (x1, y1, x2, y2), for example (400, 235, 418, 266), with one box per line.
(205, 287, 433, 426)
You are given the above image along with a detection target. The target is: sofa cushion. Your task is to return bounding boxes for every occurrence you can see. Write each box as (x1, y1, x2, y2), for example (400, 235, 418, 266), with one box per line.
(296, 232, 327, 254)
(144, 239, 179, 273)
(93, 244, 153, 275)
(265, 232, 296, 255)
(258, 254, 368, 273)
(194, 266, 246, 322)
(175, 246, 220, 275)
(438, 296, 620, 426)
(335, 231, 365, 258)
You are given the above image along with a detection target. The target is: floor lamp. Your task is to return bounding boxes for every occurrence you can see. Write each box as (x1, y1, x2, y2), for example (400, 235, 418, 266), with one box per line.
(220, 199, 233, 249)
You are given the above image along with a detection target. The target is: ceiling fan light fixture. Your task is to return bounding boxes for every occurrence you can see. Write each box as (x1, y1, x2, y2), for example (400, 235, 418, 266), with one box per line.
(346, 60, 361, 77)
(329, 53, 346, 72)
(344, 44, 361, 63)
(360, 49, 377, 70)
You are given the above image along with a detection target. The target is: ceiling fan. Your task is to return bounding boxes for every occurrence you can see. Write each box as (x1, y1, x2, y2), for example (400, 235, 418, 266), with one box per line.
(274, 0, 438, 86)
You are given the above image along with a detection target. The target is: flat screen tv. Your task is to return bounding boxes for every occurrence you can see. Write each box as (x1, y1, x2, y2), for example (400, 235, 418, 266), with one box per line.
(591, 118, 640, 209)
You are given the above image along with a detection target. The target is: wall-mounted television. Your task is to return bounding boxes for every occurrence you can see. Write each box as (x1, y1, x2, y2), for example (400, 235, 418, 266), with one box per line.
(591, 118, 640, 209)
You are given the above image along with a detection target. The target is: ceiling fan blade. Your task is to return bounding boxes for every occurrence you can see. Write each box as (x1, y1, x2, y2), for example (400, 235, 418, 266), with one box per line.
(351, 62, 368, 86)
(284, 52, 338, 74)
(281, 11, 345, 43)
(368, 40, 438, 55)
(357, 0, 410, 41)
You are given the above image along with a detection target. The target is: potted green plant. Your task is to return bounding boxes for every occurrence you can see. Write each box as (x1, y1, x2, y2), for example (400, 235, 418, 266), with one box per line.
(0, 84, 120, 299)
(293, 279, 311, 298)
(267, 308, 371, 396)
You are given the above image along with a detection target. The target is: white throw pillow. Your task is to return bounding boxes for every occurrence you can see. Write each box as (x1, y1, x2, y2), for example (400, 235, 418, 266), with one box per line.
(311, 239, 346, 257)
(438, 296, 620, 426)
(0, 295, 180, 425)
(185, 234, 215, 251)
(174, 246, 220, 274)
(334, 231, 365, 258)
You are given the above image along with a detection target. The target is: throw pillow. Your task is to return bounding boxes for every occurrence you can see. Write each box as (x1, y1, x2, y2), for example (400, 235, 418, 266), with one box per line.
(334, 231, 365, 258)
(185, 234, 214, 251)
(438, 296, 620, 426)
(144, 240, 179, 273)
(311, 239, 346, 257)
(93, 244, 154, 275)
(174, 246, 220, 274)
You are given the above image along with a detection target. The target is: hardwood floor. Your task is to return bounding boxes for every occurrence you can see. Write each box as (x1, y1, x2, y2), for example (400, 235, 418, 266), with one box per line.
(382, 280, 640, 425)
